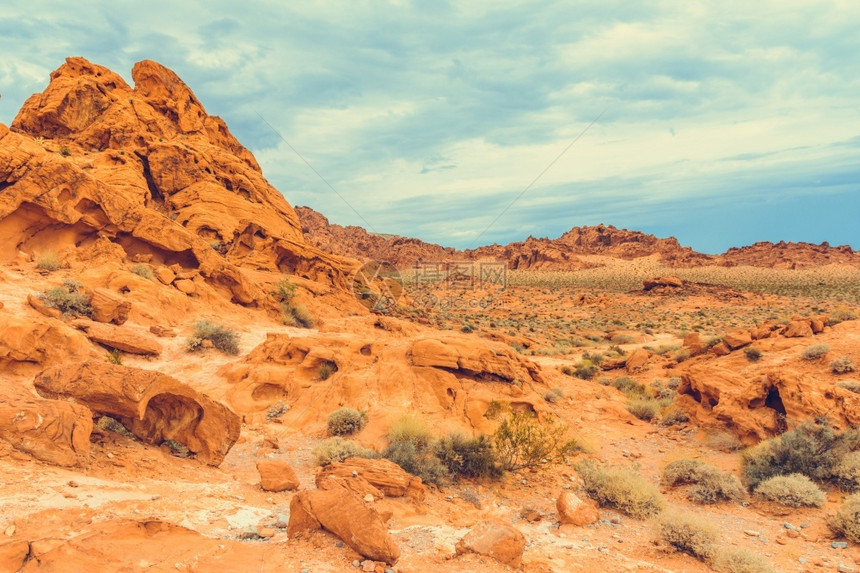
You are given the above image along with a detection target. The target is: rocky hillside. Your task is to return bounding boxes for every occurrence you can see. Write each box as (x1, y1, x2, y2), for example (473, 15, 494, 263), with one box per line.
(2, 57, 356, 302)
(298, 205, 858, 270)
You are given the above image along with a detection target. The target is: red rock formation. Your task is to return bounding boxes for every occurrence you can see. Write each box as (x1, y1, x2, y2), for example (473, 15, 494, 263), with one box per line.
(719, 240, 860, 269)
(0, 398, 93, 467)
(1, 58, 357, 306)
(34, 361, 240, 466)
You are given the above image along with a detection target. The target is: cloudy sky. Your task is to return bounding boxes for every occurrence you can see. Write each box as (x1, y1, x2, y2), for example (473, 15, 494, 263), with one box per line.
(1, 1, 858, 253)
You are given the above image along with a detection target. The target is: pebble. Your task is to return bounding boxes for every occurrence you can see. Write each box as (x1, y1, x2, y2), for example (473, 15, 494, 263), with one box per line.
(353, 560, 361, 568)
(4, 525, 15, 536)
(743, 530, 760, 537)
(67, 480, 79, 488)
(783, 522, 796, 530)
(832, 541, 849, 549)
(610, 516, 621, 524)
(364, 494, 375, 502)
(838, 565, 855, 573)
(151, 495, 161, 501)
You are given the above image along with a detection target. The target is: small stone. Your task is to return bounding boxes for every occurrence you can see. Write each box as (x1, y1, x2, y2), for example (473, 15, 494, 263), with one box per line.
(364, 494, 375, 502)
(743, 530, 760, 537)
(336, 541, 343, 548)
(838, 565, 855, 573)
(832, 541, 848, 549)
(361, 560, 375, 572)
(67, 480, 79, 488)
(786, 529, 800, 538)
(4, 525, 15, 536)
(783, 522, 796, 530)
(352, 470, 358, 477)
(353, 561, 361, 568)
(610, 516, 621, 524)
(151, 495, 161, 501)
(800, 522, 810, 528)
(775, 537, 787, 545)
(257, 526, 276, 538)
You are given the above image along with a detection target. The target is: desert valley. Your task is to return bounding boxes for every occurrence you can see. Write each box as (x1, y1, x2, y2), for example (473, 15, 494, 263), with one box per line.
(2, 58, 860, 573)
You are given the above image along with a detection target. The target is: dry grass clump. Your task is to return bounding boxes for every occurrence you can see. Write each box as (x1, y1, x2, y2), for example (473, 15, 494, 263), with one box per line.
(801, 343, 831, 361)
(275, 278, 315, 328)
(186, 320, 240, 355)
(753, 474, 826, 507)
(833, 451, 860, 492)
(326, 408, 367, 436)
(36, 252, 61, 271)
(312, 437, 374, 466)
(829, 493, 860, 542)
(627, 397, 661, 422)
(578, 461, 666, 518)
(131, 263, 154, 280)
(706, 432, 744, 452)
(713, 547, 776, 573)
(384, 414, 448, 485)
(662, 459, 745, 504)
(837, 380, 860, 394)
(317, 360, 337, 380)
(831, 356, 856, 374)
(744, 347, 762, 362)
(654, 509, 719, 561)
(741, 420, 860, 489)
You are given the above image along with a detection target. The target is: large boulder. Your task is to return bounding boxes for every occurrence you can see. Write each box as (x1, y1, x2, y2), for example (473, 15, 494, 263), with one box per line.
(71, 320, 162, 355)
(34, 361, 240, 466)
(0, 397, 93, 466)
(85, 287, 131, 325)
(288, 477, 400, 564)
(0, 314, 95, 371)
(557, 492, 600, 526)
(257, 459, 300, 492)
(316, 457, 424, 499)
(455, 519, 526, 567)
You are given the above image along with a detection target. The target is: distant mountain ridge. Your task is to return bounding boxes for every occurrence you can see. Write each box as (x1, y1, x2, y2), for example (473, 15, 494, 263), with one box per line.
(296, 206, 859, 270)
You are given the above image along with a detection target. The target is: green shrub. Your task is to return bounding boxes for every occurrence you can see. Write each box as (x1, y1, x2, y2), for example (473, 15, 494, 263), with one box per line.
(577, 461, 666, 518)
(36, 252, 61, 271)
(275, 278, 314, 328)
(434, 434, 502, 479)
(671, 348, 691, 363)
(492, 408, 584, 471)
(58, 145, 71, 157)
(801, 343, 831, 360)
(384, 415, 448, 485)
(837, 380, 860, 394)
(666, 377, 681, 390)
(627, 397, 660, 422)
(40, 281, 92, 317)
(131, 263, 154, 280)
(186, 320, 240, 355)
(613, 376, 646, 396)
(96, 416, 136, 439)
(831, 356, 856, 374)
(318, 361, 337, 381)
(744, 347, 762, 362)
(312, 437, 374, 466)
(829, 493, 860, 542)
(655, 509, 719, 561)
(326, 408, 366, 436)
(662, 459, 745, 504)
(105, 349, 123, 365)
(741, 420, 860, 489)
(753, 473, 826, 507)
(713, 547, 775, 573)
(567, 359, 597, 380)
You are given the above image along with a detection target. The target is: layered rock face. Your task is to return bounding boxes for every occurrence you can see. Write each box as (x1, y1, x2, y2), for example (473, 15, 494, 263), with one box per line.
(1, 57, 356, 303)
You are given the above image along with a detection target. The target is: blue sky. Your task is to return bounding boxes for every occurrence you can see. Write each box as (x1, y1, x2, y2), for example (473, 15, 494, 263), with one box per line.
(1, 1, 858, 253)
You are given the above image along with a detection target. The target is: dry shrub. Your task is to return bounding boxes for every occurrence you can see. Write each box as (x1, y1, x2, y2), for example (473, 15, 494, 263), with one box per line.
(578, 461, 666, 518)
(313, 437, 374, 466)
(40, 279, 92, 317)
(493, 408, 584, 471)
(714, 547, 776, 573)
(434, 434, 502, 480)
(662, 459, 745, 504)
(384, 414, 448, 485)
(36, 252, 61, 271)
(326, 408, 366, 436)
(837, 380, 860, 394)
(627, 397, 660, 422)
(654, 509, 719, 561)
(829, 493, 860, 542)
(801, 343, 831, 361)
(753, 474, 826, 507)
(740, 420, 860, 489)
(831, 356, 856, 374)
(706, 432, 744, 452)
(834, 451, 860, 492)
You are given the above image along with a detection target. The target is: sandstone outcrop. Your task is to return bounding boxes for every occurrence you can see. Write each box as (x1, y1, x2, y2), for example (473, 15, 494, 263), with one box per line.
(0, 314, 96, 371)
(34, 361, 240, 466)
(557, 492, 600, 526)
(316, 457, 424, 499)
(1, 57, 358, 308)
(288, 477, 400, 564)
(0, 397, 93, 467)
(72, 319, 162, 355)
